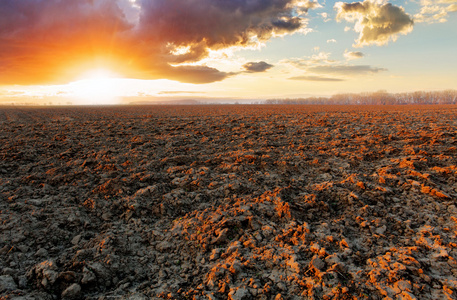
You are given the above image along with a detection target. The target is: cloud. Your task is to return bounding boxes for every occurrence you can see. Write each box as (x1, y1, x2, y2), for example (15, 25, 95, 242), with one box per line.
(335, 0, 414, 47)
(0, 0, 319, 85)
(327, 39, 337, 43)
(0, 0, 133, 84)
(0, 90, 27, 97)
(243, 61, 274, 73)
(137, 0, 309, 49)
(158, 91, 204, 95)
(283, 52, 335, 68)
(414, 0, 457, 23)
(296, 1, 322, 13)
(308, 65, 387, 75)
(319, 12, 331, 22)
(151, 65, 234, 84)
(344, 51, 364, 60)
(288, 75, 345, 81)
(283, 52, 386, 80)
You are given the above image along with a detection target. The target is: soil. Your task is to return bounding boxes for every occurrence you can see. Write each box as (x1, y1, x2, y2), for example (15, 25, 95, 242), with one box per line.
(1, 105, 457, 300)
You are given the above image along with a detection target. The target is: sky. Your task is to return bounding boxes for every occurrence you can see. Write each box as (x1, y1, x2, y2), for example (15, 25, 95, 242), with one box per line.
(0, 0, 456, 105)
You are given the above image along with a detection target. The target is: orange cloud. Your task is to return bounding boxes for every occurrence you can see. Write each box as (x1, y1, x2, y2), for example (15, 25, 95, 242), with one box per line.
(0, 0, 132, 84)
(0, 0, 316, 85)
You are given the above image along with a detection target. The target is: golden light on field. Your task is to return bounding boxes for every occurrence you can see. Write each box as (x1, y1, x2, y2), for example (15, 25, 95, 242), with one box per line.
(69, 69, 122, 105)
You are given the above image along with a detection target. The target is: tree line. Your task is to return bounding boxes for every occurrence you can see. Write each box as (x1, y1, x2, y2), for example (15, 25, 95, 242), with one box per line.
(265, 90, 457, 105)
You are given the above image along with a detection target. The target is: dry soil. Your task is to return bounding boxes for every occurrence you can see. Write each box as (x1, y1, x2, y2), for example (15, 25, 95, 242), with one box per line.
(1, 105, 457, 300)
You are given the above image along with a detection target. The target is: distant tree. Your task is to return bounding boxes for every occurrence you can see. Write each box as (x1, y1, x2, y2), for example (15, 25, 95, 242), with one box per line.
(263, 90, 457, 105)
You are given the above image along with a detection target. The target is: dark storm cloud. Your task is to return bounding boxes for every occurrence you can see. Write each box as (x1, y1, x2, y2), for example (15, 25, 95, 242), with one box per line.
(135, 0, 311, 71)
(0, 0, 315, 85)
(243, 61, 274, 73)
(137, 0, 308, 47)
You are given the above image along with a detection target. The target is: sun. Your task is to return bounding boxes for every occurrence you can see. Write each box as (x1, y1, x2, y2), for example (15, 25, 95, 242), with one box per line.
(70, 68, 123, 105)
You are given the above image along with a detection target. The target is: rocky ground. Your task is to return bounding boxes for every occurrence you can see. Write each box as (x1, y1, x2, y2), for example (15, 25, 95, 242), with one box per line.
(1, 105, 457, 300)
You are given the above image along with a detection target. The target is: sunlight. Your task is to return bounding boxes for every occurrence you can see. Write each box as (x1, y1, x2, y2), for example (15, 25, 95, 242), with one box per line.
(70, 69, 122, 105)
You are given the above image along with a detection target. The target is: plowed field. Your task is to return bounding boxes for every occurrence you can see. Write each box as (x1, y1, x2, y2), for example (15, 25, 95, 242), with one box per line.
(1, 105, 457, 299)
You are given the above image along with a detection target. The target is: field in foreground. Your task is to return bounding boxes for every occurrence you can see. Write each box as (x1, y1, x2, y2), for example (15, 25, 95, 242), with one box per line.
(1, 105, 457, 300)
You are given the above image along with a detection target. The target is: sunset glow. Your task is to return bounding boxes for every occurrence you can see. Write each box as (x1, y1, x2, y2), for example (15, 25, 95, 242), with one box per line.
(0, 0, 455, 105)
(70, 69, 122, 105)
